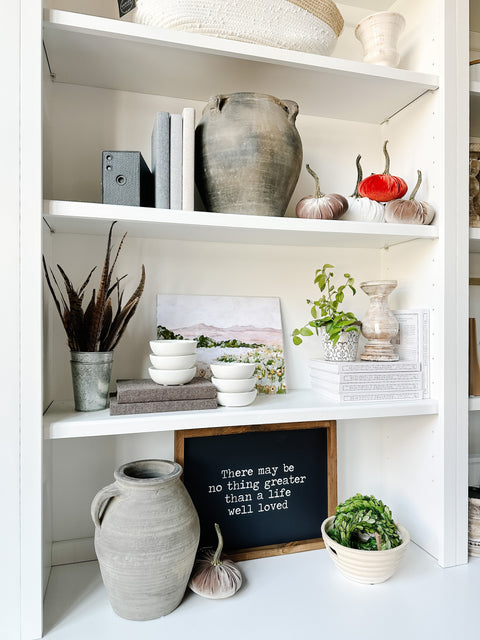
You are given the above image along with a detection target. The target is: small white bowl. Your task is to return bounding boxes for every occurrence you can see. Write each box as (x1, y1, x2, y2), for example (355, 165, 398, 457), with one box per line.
(148, 367, 196, 386)
(210, 362, 256, 380)
(149, 339, 197, 356)
(211, 376, 256, 393)
(149, 353, 197, 370)
(217, 390, 257, 407)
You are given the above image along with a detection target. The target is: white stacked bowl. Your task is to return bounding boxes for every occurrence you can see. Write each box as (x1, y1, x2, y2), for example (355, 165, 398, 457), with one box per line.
(210, 362, 257, 406)
(148, 340, 197, 385)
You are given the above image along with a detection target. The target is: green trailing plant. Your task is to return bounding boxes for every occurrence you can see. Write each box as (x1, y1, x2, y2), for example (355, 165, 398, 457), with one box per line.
(292, 263, 359, 346)
(43, 221, 145, 352)
(328, 493, 402, 551)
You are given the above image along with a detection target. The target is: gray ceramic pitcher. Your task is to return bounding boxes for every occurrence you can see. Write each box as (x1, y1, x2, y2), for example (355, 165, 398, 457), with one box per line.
(91, 459, 200, 620)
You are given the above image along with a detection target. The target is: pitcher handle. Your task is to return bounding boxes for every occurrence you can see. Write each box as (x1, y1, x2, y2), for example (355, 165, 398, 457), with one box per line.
(91, 482, 120, 529)
(281, 99, 299, 124)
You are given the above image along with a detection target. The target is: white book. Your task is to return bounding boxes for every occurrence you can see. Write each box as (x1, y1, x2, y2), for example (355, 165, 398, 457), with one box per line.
(393, 309, 430, 399)
(309, 358, 421, 373)
(311, 386, 424, 403)
(309, 368, 423, 384)
(169, 113, 183, 210)
(151, 111, 170, 209)
(310, 375, 423, 393)
(182, 107, 195, 211)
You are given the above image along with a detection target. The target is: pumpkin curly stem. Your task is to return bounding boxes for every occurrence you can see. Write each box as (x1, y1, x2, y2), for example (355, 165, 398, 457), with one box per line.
(212, 523, 224, 566)
(306, 164, 324, 199)
(409, 169, 422, 201)
(351, 154, 363, 198)
(382, 140, 391, 175)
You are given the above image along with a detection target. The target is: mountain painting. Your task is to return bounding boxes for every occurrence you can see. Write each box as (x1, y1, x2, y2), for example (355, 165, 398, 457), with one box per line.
(156, 294, 286, 394)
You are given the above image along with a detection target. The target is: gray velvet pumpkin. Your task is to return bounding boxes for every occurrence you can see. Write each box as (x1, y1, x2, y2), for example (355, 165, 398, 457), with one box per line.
(195, 92, 303, 217)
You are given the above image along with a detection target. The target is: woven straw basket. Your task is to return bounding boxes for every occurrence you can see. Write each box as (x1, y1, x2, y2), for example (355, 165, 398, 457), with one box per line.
(133, 0, 344, 56)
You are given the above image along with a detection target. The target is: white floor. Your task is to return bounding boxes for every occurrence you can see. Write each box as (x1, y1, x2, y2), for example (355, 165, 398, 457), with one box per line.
(43, 544, 480, 640)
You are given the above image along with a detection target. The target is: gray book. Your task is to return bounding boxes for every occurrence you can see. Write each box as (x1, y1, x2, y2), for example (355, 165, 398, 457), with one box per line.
(151, 111, 170, 209)
(109, 395, 218, 416)
(116, 377, 217, 403)
(170, 112, 183, 210)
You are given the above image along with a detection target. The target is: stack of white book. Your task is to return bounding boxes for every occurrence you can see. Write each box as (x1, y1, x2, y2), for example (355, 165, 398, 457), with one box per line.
(309, 309, 430, 403)
(309, 359, 424, 402)
(151, 107, 195, 211)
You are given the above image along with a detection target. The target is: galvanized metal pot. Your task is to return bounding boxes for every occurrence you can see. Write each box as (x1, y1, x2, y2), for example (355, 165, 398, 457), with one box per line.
(70, 351, 113, 411)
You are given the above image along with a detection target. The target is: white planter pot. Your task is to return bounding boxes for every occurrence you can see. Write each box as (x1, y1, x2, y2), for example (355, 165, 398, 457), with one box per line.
(320, 326, 360, 362)
(321, 516, 410, 584)
(355, 11, 405, 68)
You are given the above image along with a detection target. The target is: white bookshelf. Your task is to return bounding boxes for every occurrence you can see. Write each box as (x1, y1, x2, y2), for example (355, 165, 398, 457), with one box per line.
(9, 1, 473, 638)
(43, 9, 438, 124)
(42, 547, 480, 640)
(44, 199, 438, 249)
(43, 391, 438, 440)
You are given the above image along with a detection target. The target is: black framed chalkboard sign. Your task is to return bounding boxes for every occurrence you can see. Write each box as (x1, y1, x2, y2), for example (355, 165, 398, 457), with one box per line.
(174, 420, 337, 561)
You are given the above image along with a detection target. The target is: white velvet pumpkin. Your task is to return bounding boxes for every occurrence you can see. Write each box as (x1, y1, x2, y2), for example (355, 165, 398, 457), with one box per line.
(344, 196, 385, 222)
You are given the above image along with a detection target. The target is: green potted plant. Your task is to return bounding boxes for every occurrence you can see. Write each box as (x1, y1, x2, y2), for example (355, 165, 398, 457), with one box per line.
(321, 493, 410, 584)
(42, 221, 145, 411)
(292, 263, 361, 361)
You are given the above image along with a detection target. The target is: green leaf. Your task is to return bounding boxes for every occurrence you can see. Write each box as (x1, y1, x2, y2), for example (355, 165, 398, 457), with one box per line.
(300, 327, 313, 336)
(292, 335, 302, 345)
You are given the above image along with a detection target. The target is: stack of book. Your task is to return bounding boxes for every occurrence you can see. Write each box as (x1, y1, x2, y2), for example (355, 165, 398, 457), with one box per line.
(309, 308, 430, 403)
(309, 359, 424, 403)
(109, 377, 217, 416)
(151, 107, 195, 211)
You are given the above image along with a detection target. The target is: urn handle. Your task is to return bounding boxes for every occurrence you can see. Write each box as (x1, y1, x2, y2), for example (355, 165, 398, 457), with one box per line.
(207, 94, 229, 114)
(91, 482, 121, 529)
(281, 99, 299, 124)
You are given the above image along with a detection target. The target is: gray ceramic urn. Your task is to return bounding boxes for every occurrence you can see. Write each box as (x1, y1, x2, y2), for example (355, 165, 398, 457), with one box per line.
(91, 459, 200, 620)
(195, 92, 303, 216)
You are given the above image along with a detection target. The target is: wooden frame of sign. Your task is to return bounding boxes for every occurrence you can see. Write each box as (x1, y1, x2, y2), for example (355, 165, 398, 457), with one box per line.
(174, 420, 337, 561)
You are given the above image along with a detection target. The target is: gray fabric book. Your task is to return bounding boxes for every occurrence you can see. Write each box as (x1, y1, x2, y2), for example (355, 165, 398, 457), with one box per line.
(116, 377, 217, 403)
(151, 111, 170, 209)
(109, 395, 218, 416)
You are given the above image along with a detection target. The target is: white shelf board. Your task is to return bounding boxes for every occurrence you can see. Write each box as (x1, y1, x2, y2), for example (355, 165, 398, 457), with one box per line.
(469, 227, 480, 252)
(42, 9, 439, 123)
(469, 396, 480, 411)
(42, 548, 480, 640)
(43, 391, 438, 440)
(43, 200, 438, 249)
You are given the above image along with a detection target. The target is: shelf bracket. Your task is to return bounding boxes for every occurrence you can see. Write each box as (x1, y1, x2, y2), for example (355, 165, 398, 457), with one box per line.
(381, 87, 439, 125)
(42, 216, 55, 233)
(382, 235, 437, 251)
(42, 40, 56, 80)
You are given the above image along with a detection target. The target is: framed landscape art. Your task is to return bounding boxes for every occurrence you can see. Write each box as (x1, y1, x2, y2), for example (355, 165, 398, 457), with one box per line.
(156, 294, 286, 393)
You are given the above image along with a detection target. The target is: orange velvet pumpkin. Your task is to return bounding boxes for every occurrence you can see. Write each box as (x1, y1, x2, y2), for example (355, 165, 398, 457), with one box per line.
(358, 141, 408, 202)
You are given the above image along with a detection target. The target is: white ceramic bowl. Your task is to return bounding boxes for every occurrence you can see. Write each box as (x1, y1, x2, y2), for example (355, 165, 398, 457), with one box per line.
(148, 367, 196, 386)
(149, 339, 197, 356)
(211, 376, 256, 393)
(210, 362, 256, 380)
(149, 353, 197, 370)
(217, 389, 257, 407)
(321, 516, 410, 584)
